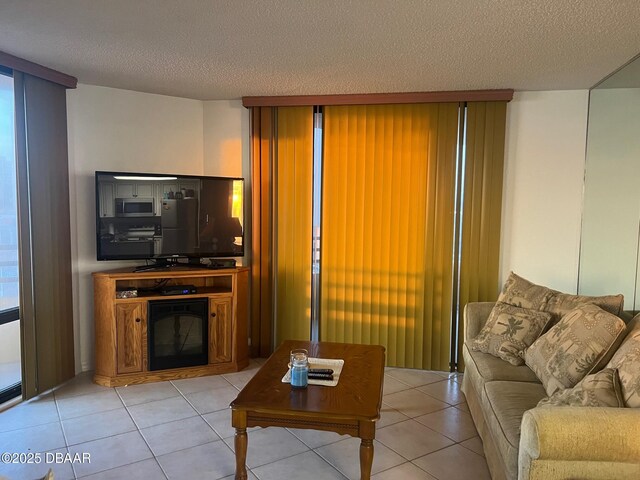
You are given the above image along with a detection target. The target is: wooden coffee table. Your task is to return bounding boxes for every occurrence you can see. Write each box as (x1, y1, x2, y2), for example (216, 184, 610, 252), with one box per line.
(230, 340, 385, 480)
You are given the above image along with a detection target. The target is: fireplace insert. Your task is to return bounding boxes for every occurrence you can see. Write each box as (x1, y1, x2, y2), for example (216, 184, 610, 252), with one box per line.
(148, 298, 208, 371)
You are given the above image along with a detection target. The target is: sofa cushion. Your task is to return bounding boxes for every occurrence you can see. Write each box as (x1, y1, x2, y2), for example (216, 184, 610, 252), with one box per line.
(525, 304, 627, 396)
(606, 318, 640, 407)
(470, 302, 552, 366)
(498, 272, 554, 310)
(537, 367, 625, 407)
(484, 381, 547, 480)
(462, 344, 541, 409)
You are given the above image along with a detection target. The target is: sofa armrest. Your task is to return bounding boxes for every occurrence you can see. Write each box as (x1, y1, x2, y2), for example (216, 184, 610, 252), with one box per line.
(519, 407, 640, 480)
(463, 302, 495, 342)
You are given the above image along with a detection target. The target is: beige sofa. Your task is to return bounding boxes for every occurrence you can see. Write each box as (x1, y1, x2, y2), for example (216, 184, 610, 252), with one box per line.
(460, 302, 640, 480)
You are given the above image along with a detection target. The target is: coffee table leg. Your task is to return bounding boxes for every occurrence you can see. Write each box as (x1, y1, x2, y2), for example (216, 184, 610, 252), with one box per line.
(360, 438, 374, 479)
(234, 427, 248, 480)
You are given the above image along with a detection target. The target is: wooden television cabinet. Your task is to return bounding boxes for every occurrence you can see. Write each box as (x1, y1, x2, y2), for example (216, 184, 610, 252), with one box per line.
(92, 266, 249, 387)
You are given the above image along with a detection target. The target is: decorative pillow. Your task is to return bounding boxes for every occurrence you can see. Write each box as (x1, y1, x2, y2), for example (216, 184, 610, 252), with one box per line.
(606, 319, 640, 407)
(470, 302, 552, 365)
(537, 368, 624, 407)
(497, 272, 624, 326)
(545, 291, 624, 321)
(497, 272, 554, 311)
(524, 304, 627, 396)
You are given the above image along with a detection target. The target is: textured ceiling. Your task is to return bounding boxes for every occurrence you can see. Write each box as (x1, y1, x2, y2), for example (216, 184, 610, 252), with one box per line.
(1, 1, 639, 100)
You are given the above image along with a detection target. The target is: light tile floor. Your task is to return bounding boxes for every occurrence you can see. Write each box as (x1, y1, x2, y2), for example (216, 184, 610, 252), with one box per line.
(0, 360, 491, 480)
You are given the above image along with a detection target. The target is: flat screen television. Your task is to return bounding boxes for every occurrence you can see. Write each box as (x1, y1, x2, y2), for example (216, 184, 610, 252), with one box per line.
(95, 171, 244, 263)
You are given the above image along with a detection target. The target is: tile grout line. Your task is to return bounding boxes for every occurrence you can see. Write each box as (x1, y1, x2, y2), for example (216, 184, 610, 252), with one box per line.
(113, 387, 169, 480)
(51, 390, 77, 480)
(238, 446, 315, 474)
(306, 450, 349, 480)
(312, 446, 354, 479)
(172, 375, 241, 479)
(373, 459, 435, 479)
(60, 387, 151, 479)
(384, 381, 462, 403)
(285, 431, 348, 451)
(73, 457, 167, 480)
(456, 439, 485, 458)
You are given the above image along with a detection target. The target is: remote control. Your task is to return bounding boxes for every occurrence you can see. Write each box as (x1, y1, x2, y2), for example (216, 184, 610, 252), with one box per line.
(309, 369, 334, 375)
(308, 373, 334, 380)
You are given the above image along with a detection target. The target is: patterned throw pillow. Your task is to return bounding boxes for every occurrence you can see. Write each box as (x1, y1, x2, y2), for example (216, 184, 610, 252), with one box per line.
(497, 272, 624, 326)
(537, 368, 624, 407)
(545, 291, 624, 322)
(606, 320, 640, 407)
(497, 272, 554, 311)
(470, 302, 553, 366)
(524, 304, 627, 396)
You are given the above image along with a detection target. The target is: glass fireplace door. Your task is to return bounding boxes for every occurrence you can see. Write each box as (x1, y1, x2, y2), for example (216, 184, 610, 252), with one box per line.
(148, 298, 208, 371)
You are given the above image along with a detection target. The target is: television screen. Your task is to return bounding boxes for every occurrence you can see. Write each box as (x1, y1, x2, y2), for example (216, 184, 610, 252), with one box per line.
(95, 171, 244, 261)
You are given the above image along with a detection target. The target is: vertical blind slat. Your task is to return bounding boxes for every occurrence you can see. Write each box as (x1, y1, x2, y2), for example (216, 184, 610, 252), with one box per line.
(274, 107, 314, 345)
(457, 101, 507, 371)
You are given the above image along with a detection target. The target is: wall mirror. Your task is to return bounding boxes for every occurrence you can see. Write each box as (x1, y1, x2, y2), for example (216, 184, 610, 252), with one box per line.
(579, 54, 640, 312)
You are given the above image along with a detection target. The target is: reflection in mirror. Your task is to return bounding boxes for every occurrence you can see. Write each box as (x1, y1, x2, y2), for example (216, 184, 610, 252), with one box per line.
(579, 54, 640, 313)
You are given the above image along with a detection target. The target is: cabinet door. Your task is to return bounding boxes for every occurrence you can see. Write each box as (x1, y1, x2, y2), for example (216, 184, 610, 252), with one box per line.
(135, 183, 154, 197)
(116, 182, 154, 198)
(115, 183, 135, 198)
(99, 182, 115, 217)
(116, 302, 145, 374)
(209, 297, 232, 364)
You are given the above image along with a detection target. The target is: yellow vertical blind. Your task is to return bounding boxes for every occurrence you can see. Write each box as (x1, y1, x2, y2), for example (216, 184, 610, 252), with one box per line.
(320, 104, 459, 369)
(457, 101, 507, 370)
(274, 107, 314, 345)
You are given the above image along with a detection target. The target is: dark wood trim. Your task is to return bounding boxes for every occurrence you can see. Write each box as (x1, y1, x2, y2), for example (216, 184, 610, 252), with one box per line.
(243, 90, 514, 107)
(0, 50, 77, 89)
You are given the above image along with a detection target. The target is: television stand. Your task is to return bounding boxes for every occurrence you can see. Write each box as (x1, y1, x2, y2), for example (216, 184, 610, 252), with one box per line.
(92, 266, 249, 387)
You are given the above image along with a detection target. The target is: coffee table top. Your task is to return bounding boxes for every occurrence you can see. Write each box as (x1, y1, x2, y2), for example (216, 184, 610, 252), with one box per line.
(230, 340, 385, 421)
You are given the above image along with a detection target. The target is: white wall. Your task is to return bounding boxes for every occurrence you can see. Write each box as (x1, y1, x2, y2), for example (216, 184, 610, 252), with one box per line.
(500, 90, 589, 293)
(67, 84, 204, 372)
(203, 100, 250, 178)
(203, 100, 252, 268)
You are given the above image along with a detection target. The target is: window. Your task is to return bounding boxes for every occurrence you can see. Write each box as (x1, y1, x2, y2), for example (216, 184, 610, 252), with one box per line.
(0, 70, 21, 402)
